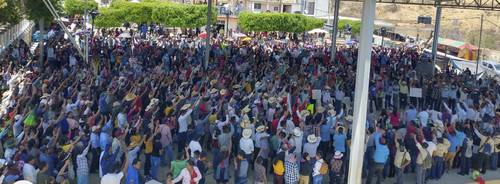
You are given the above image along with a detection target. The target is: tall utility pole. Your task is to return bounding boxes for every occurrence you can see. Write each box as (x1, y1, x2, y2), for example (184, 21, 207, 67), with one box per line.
(330, 0, 340, 63)
(475, 14, 483, 75)
(347, 0, 376, 183)
(431, 0, 442, 75)
(205, 0, 212, 70)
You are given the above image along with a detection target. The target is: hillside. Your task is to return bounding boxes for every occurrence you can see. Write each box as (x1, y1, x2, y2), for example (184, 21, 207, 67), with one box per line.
(338, 2, 500, 52)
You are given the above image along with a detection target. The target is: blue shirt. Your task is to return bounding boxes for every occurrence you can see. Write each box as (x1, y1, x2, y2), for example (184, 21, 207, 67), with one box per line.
(333, 133, 347, 153)
(101, 147, 119, 176)
(448, 131, 466, 152)
(126, 166, 140, 184)
(99, 120, 113, 150)
(373, 132, 389, 164)
(320, 122, 333, 142)
(406, 108, 417, 121)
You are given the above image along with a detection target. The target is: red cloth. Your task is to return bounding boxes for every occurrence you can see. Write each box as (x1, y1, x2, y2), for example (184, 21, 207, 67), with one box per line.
(190, 169, 198, 184)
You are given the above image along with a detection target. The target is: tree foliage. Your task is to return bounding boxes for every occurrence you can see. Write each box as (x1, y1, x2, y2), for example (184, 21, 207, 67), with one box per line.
(238, 12, 324, 33)
(63, 0, 98, 16)
(95, 0, 216, 28)
(25, 0, 63, 22)
(0, 0, 22, 24)
(338, 19, 361, 35)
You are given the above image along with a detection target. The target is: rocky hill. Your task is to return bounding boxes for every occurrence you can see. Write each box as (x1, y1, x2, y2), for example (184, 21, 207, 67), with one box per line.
(338, 2, 500, 51)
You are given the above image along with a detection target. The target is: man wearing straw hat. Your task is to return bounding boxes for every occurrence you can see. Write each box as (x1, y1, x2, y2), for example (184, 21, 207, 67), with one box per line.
(177, 103, 194, 153)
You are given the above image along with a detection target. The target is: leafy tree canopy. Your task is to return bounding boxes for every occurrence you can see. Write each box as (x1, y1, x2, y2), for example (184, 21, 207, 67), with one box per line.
(64, 0, 98, 16)
(95, 0, 216, 28)
(238, 12, 324, 33)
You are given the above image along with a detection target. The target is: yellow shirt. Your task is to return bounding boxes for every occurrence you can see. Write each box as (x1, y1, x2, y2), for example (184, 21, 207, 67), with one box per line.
(208, 114, 218, 124)
(394, 142, 411, 168)
(144, 139, 153, 154)
(416, 142, 428, 165)
(494, 136, 500, 153)
(434, 139, 451, 157)
(273, 160, 285, 176)
(62, 144, 73, 153)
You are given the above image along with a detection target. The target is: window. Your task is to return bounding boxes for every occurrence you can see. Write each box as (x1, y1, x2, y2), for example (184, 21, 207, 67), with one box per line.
(274, 6, 279, 11)
(307, 2, 315, 15)
(254, 3, 262, 10)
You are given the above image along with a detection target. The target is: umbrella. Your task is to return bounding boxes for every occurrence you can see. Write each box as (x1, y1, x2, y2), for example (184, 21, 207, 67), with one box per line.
(308, 28, 328, 34)
(241, 37, 252, 42)
(118, 32, 132, 38)
(198, 32, 208, 39)
(233, 32, 247, 38)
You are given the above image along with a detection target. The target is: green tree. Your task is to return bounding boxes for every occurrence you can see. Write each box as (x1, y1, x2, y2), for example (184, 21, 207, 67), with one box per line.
(0, 0, 23, 24)
(95, 0, 215, 28)
(25, 0, 62, 68)
(64, 0, 98, 16)
(238, 12, 324, 33)
(338, 19, 361, 35)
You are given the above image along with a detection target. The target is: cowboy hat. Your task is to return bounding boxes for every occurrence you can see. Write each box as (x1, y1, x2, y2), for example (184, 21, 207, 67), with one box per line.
(293, 127, 303, 137)
(242, 105, 251, 113)
(14, 115, 22, 121)
(333, 151, 343, 159)
(220, 89, 227, 96)
(242, 128, 252, 138)
(328, 110, 337, 116)
(300, 110, 311, 117)
(180, 82, 189, 87)
(268, 97, 276, 104)
(181, 104, 191, 111)
(233, 84, 241, 89)
(113, 101, 121, 107)
(307, 134, 318, 143)
(256, 125, 267, 132)
(240, 119, 252, 128)
(210, 88, 218, 94)
(125, 93, 137, 101)
(325, 86, 331, 90)
(210, 79, 218, 86)
(316, 106, 325, 113)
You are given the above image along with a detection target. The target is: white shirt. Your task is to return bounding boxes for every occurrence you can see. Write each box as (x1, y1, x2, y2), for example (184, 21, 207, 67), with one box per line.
(178, 109, 193, 133)
(117, 113, 127, 129)
(188, 140, 202, 158)
(266, 108, 275, 123)
(425, 141, 437, 156)
(239, 138, 254, 154)
(100, 172, 124, 184)
(418, 111, 429, 127)
(313, 159, 324, 176)
(22, 163, 37, 183)
(172, 167, 202, 184)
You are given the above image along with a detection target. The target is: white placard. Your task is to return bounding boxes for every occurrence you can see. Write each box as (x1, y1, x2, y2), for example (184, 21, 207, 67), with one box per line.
(409, 88, 422, 98)
(312, 89, 322, 100)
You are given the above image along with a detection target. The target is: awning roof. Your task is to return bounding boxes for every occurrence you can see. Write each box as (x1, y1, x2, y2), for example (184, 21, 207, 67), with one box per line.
(438, 37, 466, 48)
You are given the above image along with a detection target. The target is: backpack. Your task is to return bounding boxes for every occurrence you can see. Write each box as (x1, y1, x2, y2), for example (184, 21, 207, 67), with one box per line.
(319, 161, 329, 175)
(331, 159, 342, 173)
(482, 142, 492, 154)
(423, 150, 433, 169)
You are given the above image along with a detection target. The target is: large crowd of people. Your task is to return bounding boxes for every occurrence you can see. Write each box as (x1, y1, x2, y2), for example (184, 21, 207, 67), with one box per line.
(0, 21, 499, 184)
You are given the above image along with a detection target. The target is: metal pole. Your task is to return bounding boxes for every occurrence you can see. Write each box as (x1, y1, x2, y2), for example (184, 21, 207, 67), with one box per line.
(330, 0, 340, 63)
(475, 14, 483, 75)
(381, 34, 384, 47)
(347, 0, 375, 182)
(226, 13, 229, 37)
(205, 0, 212, 70)
(431, 4, 442, 75)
